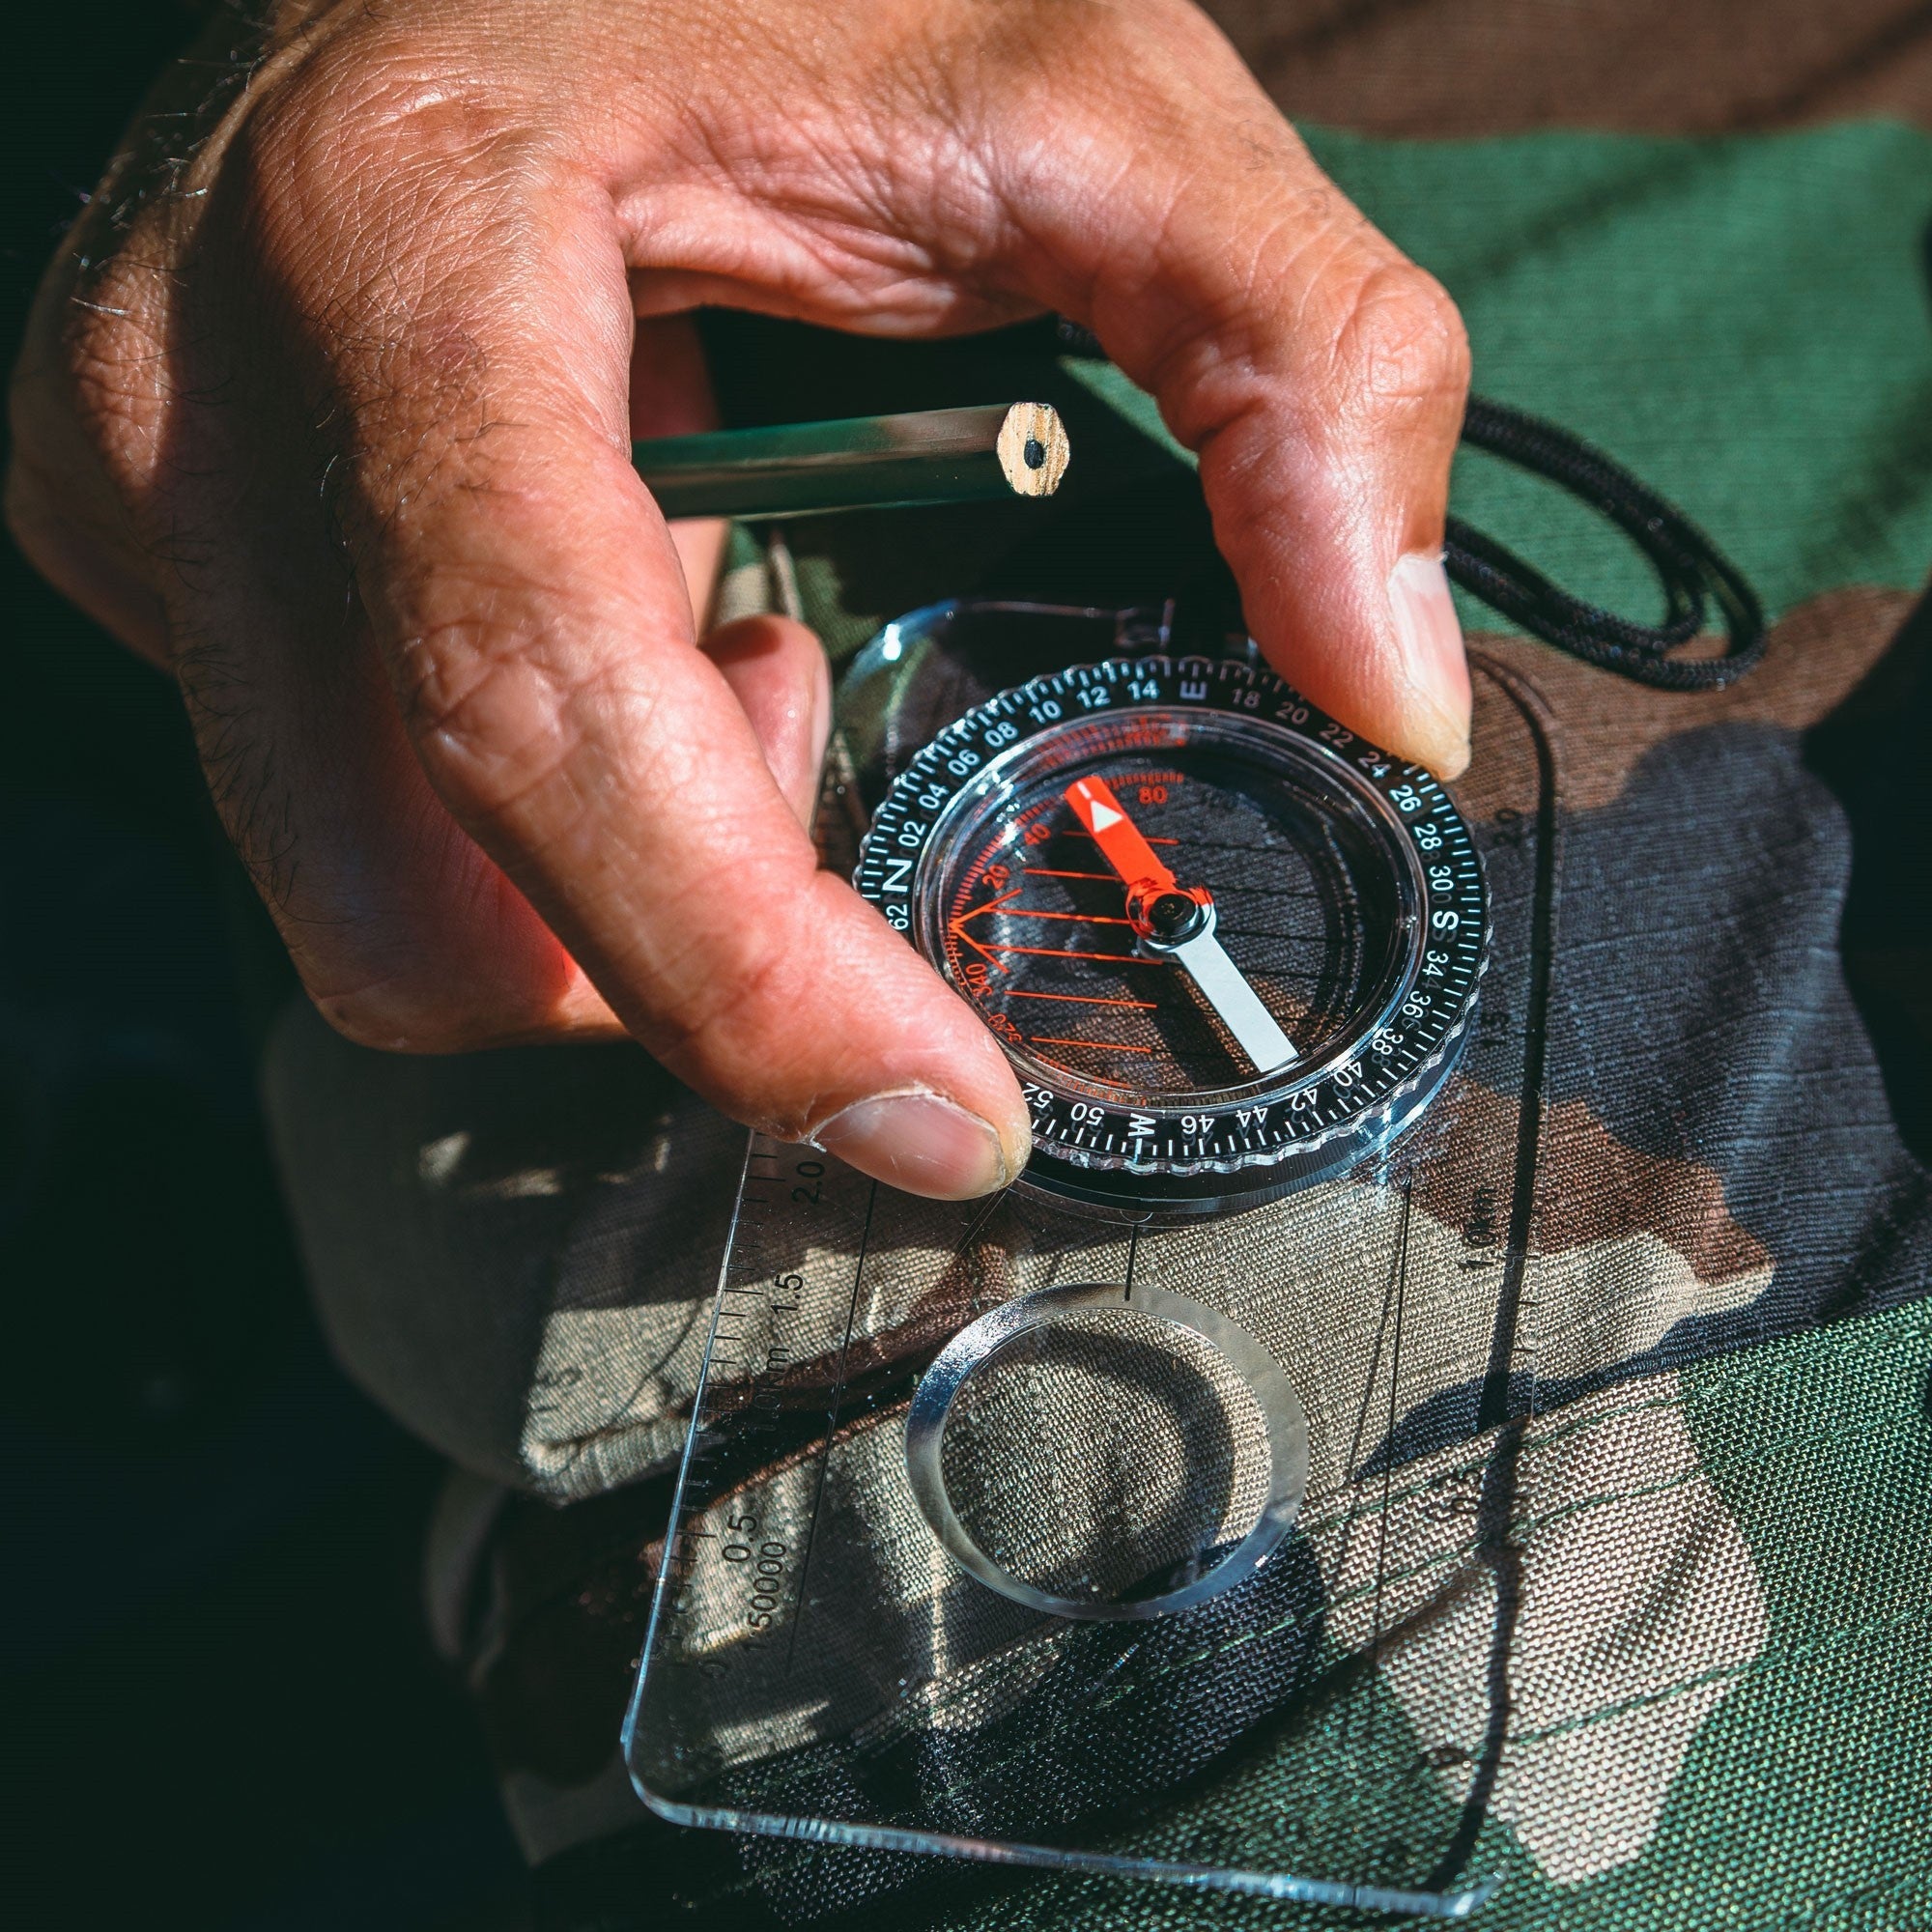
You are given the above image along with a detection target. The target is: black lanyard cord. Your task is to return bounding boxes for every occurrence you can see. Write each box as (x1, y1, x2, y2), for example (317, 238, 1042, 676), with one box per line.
(1054, 320, 1765, 687)
(1446, 396, 1765, 689)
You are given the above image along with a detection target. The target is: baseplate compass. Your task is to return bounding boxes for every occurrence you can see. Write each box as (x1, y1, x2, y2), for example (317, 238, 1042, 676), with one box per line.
(624, 604, 1498, 1918)
(856, 653, 1487, 1216)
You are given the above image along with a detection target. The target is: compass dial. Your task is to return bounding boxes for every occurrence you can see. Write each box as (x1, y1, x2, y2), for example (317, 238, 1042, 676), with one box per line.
(855, 655, 1487, 1216)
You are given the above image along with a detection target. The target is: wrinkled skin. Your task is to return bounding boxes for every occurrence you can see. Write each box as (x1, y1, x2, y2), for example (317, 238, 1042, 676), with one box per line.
(6, 0, 1470, 1198)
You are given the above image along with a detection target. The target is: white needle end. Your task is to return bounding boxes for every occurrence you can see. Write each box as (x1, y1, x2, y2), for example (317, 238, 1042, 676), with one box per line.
(1172, 928, 1298, 1073)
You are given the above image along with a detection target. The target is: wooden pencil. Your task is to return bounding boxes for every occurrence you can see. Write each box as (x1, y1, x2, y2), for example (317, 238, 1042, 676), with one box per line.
(633, 401, 1069, 520)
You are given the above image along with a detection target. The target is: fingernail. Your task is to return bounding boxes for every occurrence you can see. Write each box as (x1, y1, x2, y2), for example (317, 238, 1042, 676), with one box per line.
(809, 1090, 1015, 1199)
(1388, 552, 1472, 778)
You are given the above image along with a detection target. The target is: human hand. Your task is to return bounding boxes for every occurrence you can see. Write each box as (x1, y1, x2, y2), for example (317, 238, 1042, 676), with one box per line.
(7, 0, 1469, 1200)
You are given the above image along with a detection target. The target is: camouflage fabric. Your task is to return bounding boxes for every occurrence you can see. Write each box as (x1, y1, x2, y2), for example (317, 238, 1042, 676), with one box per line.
(265, 5, 1932, 1925)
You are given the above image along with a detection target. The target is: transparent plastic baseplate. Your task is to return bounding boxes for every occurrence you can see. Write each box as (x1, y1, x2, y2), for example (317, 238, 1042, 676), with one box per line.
(622, 1137, 1502, 1918)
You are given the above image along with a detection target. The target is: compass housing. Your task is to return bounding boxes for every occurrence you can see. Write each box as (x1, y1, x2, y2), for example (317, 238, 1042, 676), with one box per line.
(855, 655, 1487, 1218)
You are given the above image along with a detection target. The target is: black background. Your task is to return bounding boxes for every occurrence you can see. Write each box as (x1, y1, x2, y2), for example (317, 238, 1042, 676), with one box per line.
(3, 9, 528, 1925)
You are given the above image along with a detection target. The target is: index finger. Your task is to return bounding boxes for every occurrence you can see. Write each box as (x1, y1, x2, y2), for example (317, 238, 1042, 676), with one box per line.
(980, 9, 1473, 776)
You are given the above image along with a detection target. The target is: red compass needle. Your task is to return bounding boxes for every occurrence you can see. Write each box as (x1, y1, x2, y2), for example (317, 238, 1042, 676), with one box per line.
(1063, 774, 1298, 1074)
(1063, 775, 1179, 898)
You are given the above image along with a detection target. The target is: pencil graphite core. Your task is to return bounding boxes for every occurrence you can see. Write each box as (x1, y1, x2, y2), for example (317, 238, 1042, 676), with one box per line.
(633, 402, 1070, 520)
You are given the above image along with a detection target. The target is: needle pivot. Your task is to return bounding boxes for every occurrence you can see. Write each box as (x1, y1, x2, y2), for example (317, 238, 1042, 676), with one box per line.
(1125, 882, 1212, 946)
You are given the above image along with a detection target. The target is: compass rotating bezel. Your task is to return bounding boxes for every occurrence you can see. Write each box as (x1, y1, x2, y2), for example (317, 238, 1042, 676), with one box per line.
(855, 654, 1488, 1217)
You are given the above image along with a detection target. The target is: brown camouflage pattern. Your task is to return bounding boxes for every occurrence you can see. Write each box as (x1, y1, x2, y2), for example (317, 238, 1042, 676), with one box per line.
(1201, 0, 1932, 135)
